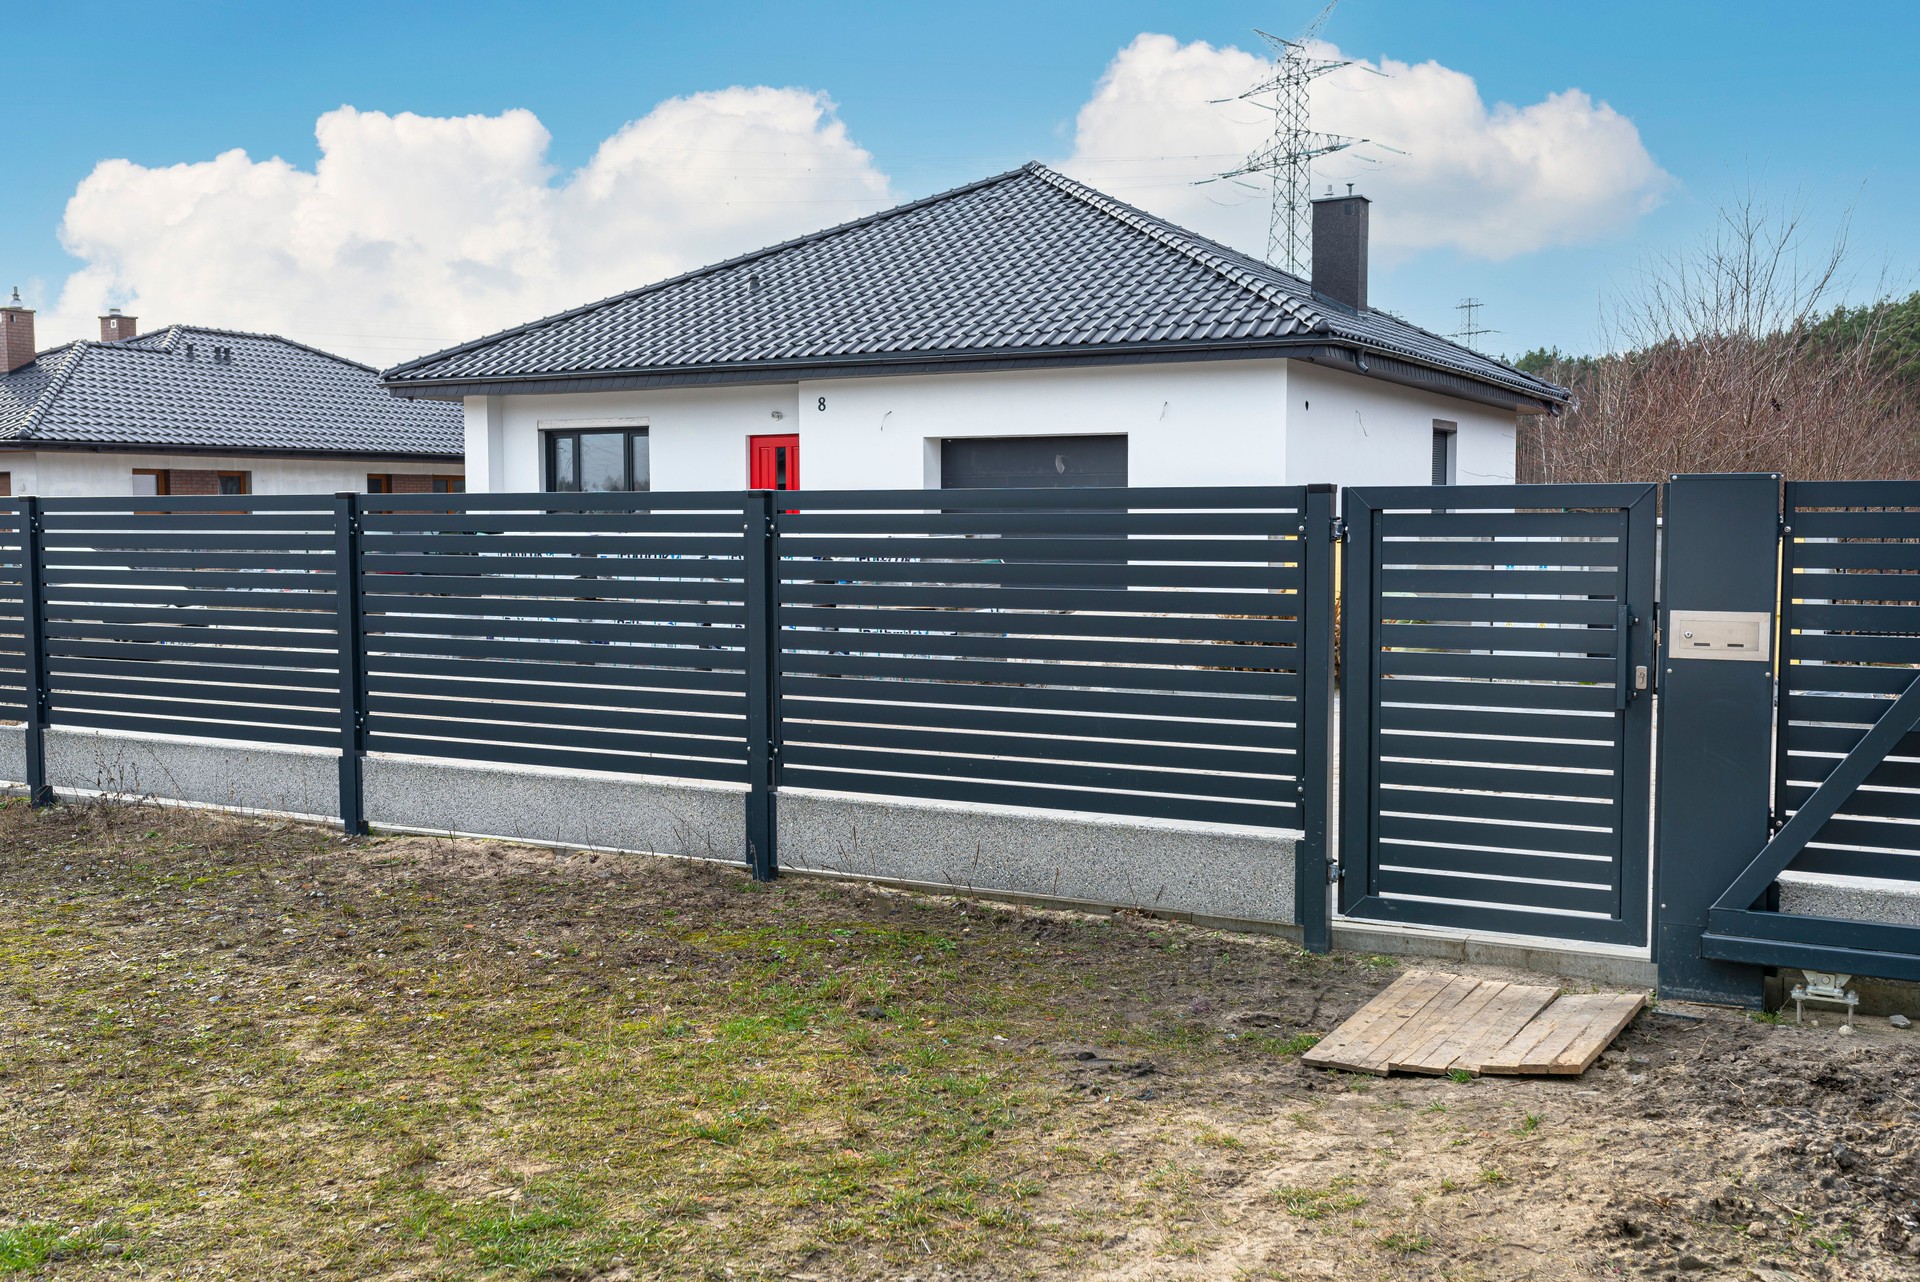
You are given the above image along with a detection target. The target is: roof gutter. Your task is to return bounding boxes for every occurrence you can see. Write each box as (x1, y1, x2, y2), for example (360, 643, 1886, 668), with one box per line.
(381, 338, 1566, 414)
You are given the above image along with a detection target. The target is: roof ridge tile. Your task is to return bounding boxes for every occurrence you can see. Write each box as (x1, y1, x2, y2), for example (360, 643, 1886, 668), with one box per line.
(16, 343, 93, 440)
(1022, 163, 1325, 334)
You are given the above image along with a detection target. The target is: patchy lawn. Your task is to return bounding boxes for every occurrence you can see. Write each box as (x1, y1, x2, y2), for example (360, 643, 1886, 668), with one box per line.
(1, 801, 1916, 1280)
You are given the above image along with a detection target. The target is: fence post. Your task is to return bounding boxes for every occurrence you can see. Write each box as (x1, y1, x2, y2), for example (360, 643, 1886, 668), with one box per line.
(18, 497, 51, 808)
(334, 492, 368, 836)
(742, 490, 779, 880)
(1653, 473, 1778, 1005)
(1295, 485, 1337, 953)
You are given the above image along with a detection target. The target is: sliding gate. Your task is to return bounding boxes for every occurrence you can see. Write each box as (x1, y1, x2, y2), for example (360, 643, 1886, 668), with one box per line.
(1339, 484, 1659, 945)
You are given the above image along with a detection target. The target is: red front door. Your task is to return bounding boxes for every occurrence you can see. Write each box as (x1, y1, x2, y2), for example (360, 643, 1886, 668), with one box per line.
(749, 434, 799, 491)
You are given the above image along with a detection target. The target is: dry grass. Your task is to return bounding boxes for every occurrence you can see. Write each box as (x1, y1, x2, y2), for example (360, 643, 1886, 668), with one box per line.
(3, 800, 1916, 1281)
(0, 801, 1335, 1280)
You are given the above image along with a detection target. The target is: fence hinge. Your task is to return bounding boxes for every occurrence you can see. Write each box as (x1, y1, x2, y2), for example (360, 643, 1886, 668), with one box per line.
(1330, 517, 1348, 544)
(1326, 857, 1343, 885)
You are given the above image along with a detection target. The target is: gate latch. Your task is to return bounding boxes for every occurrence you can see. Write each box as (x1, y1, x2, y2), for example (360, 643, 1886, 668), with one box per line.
(1634, 665, 1649, 692)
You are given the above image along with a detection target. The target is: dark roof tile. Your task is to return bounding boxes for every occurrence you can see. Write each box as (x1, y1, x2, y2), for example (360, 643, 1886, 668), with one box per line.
(383, 163, 1567, 406)
(0, 325, 461, 455)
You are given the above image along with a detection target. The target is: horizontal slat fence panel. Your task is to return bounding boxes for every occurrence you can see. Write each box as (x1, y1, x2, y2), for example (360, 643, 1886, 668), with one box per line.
(35, 496, 342, 744)
(1, 485, 1330, 908)
(1778, 481, 1920, 884)
(773, 486, 1310, 830)
(0, 506, 26, 719)
(358, 493, 751, 783)
(1342, 484, 1657, 947)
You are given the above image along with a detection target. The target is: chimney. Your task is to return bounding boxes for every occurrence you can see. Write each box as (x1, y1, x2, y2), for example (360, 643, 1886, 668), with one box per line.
(1310, 190, 1370, 312)
(99, 307, 138, 342)
(1, 286, 36, 374)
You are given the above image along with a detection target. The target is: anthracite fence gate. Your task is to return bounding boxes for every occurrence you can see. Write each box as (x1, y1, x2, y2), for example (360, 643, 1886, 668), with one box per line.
(1337, 483, 1659, 946)
(1687, 480, 1920, 985)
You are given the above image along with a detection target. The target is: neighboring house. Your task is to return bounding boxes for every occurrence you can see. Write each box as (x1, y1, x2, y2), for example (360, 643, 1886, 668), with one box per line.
(382, 163, 1569, 497)
(0, 294, 463, 497)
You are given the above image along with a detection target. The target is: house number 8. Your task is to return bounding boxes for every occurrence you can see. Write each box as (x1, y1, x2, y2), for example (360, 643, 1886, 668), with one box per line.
(817, 397, 827, 411)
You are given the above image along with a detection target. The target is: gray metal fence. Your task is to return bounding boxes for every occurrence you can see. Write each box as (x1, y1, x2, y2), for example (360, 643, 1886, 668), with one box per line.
(1775, 480, 1920, 879)
(357, 492, 753, 784)
(773, 487, 1321, 830)
(35, 496, 343, 748)
(0, 487, 1335, 944)
(10, 476, 1920, 993)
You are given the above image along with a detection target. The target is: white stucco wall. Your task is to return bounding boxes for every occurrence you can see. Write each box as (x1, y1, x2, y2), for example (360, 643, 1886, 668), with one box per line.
(1285, 361, 1519, 488)
(466, 356, 1521, 493)
(802, 361, 1289, 489)
(472, 382, 803, 493)
(0, 451, 460, 497)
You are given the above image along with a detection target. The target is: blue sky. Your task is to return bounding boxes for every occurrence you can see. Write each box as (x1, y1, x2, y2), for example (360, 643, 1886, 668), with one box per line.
(8, 1, 1916, 365)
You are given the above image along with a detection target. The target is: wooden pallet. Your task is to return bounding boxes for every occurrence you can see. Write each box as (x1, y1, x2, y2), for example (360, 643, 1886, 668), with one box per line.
(1301, 970, 1645, 1078)
(1473, 991, 1648, 1076)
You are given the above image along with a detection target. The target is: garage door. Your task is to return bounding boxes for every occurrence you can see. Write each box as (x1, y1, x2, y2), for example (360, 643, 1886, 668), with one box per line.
(940, 435, 1127, 489)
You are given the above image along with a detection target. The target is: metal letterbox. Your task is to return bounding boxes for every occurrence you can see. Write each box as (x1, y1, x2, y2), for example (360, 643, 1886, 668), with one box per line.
(1668, 610, 1772, 662)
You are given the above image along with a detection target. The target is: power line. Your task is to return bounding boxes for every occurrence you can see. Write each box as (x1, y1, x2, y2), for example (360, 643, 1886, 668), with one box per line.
(1452, 297, 1498, 350)
(1197, 2, 1378, 273)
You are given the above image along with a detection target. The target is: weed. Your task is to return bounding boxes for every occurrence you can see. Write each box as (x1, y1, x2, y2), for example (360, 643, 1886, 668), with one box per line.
(1749, 1009, 1787, 1025)
(1272, 1177, 1367, 1220)
(1478, 1166, 1508, 1186)
(1515, 1113, 1542, 1135)
(1245, 1031, 1322, 1057)
(0, 1222, 121, 1271)
(1447, 1069, 1474, 1084)
(1379, 1231, 1433, 1255)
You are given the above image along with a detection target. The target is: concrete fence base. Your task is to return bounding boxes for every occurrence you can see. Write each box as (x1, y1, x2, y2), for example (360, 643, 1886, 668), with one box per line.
(363, 754, 744, 865)
(10, 725, 1915, 1005)
(0, 726, 1296, 929)
(776, 788, 1295, 925)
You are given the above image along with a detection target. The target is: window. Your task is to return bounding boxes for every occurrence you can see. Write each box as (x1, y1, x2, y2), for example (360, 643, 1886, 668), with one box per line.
(217, 471, 251, 496)
(1431, 421, 1457, 486)
(367, 473, 393, 493)
(547, 428, 648, 492)
(0, 473, 10, 498)
(132, 469, 170, 496)
(432, 475, 465, 493)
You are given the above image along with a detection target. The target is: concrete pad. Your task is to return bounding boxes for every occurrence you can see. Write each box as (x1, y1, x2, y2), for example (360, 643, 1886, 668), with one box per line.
(364, 754, 746, 865)
(1328, 921, 1658, 989)
(777, 787, 1298, 926)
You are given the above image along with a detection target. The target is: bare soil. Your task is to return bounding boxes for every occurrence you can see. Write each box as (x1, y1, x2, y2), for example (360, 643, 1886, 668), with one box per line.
(1, 800, 1916, 1280)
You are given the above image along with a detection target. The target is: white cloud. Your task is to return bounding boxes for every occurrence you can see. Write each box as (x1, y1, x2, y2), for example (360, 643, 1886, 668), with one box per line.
(34, 41, 1666, 365)
(1061, 33, 1671, 266)
(41, 89, 892, 365)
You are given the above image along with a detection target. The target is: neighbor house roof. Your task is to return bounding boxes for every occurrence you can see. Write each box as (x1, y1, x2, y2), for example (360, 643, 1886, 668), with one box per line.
(0, 325, 463, 457)
(381, 162, 1570, 412)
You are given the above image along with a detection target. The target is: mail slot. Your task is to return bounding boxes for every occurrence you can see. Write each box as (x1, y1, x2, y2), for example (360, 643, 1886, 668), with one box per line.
(1668, 609, 1772, 662)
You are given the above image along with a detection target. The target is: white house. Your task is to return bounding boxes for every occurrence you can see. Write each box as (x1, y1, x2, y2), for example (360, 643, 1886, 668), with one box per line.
(381, 164, 1569, 495)
(0, 298, 462, 497)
